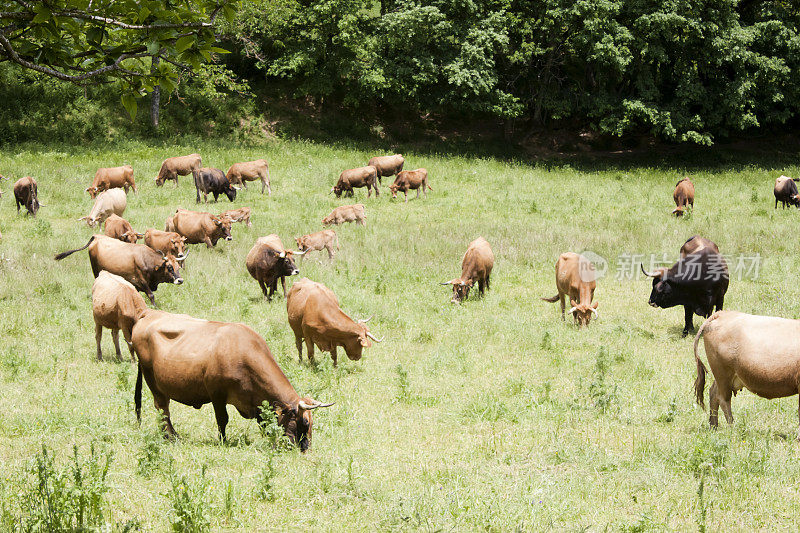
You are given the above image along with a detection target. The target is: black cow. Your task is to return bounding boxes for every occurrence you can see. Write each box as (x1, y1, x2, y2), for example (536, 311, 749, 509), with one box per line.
(194, 167, 238, 203)
(245, 235, 306, 301)
(774, 176, 800, 209)
(641, 238, 729, 336)
(13, 176, 40, 216)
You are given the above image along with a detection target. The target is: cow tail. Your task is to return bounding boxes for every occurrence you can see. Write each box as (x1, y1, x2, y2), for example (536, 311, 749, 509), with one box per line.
(541, 294, 560, 303)
(693, 313, 718, 410)
(54, 235, 95, 260)
(134, 362, 143, 424)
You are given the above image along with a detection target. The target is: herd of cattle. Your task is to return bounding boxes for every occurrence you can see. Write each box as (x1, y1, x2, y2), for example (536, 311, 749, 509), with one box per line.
(2, 159, 800, 448)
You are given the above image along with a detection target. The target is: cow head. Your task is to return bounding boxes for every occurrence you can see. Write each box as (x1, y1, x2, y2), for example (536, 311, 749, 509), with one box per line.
(342, 317, 383, 361)
(156, 252, 184, 285)
(641, 265, 676, 309)
(85, 186, 100, 199)
(441, 278, 473, 303)
(569, 299, 599, 327)
(171, 235, 188, 258)
(223, 181, 238, 202)
(121, 230, 139, 244)
(213, 215, 233, 241)
(672, 206, 685, 216)
(272, 248, 304, 276)
(331, 185, 343, 198)
(276, 398, 334, 452)
(389, 184, 400, 199)
(792, 194, 800, 208)
(294, 237, 308, 252)
(78, 216, 98, 227)
(322, 215, 334, 226)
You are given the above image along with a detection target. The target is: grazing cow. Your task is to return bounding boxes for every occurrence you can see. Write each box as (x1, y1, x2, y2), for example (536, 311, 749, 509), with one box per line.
(389, 168, 432, 202)
(673, 177, 695, 216)
(194, 167, 238, 203)
(165, 208, 232, 248)
(246, 234, 305, 300)
(367, 154, 404, 185)
(92, 271, 148, 362)
(132, 309, 333, 447)
(79, 188, 126, 227)
(287, 278, 383, 367)
(332, 166, 379, 198)
(226, 159, 271, 195)
(295, 230, 339, 260)
(322, 204, 366, 226)
(13, 176, 40, 216)
(542, 252, 599, 327)
(103, 214, 140, 244)
(641, 237, 728, 336)
(155, 154, 202, 187)
(774, 175, 800, 209)
(441, 237, 494, 303)
(143, 229, 188, 259)
(55, 235, 184, 305)
(694, 311, 800, 436)
(219, 207, 252, 228)
(86, 165, 136, 198)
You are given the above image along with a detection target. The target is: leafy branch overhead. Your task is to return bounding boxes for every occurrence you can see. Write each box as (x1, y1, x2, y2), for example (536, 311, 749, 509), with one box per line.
(0, 0, 238, 117)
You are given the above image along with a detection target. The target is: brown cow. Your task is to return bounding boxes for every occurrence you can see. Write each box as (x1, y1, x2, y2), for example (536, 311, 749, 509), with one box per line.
(295, 230, 339, 260)
(13, 176, 40, 216)
(322, 204, 366, 226)
(55, 235, 183, 305)
(246, 234, 305, 300)
(166, 208, 232, 248)
(86, 165, 136, 198)
(542, 252, 599, 327)
(367, 154, 404, 185)
(389, 168, 432, 202)
(132, 309, 333, 447)
(694, 311, 800, 436)
(287, 278, 382, 367)
(143, 229, 188, 260)
(219, 207, 252, 228)
(103, 214, 140, 244)
(673, 178, 695, 216)
(79, 188, 126, 227)
(92, 271, 148, 362)
(441, 237, 495, 303)
(332, 166, 379, 198)
(155, 154, 202, 187)
(226, 159, 271, 195)
(774, 175, 800, 209)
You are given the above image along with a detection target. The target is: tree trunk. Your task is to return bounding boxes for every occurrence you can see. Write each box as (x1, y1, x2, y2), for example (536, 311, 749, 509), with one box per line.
(150, 55, 161, 129)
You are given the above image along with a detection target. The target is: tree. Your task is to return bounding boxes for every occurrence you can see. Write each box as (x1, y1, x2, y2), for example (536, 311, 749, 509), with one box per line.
(0, 0, 238, 122)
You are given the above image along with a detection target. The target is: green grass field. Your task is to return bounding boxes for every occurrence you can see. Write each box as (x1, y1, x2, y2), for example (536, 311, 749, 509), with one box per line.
(1, 139, 800, 531)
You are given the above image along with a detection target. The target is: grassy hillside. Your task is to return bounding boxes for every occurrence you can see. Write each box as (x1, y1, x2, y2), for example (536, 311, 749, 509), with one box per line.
(0, 139, 799, 530)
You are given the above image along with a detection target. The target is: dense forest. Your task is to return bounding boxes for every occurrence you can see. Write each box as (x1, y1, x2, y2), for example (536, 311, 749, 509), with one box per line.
(1, 0, 798, 147)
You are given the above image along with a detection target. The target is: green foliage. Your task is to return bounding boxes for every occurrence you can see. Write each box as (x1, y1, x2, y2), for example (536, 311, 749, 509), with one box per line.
(257, 401, 292, 451)
(166, 466, 210, 533)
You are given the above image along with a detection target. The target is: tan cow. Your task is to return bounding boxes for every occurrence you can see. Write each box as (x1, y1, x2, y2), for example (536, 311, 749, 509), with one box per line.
(132, 309, 333, 447)
(219, 207, 252, 227)
(389, 168, 431, 202)
(295, 230, 339, 260)
(287, 278, 382, 367)
(246, 234, 304, 300)
(155, 154, 202, 187)
(79, 188, 126, 227)
(92, 271, 148, 361)
(680, 235, 719, 258)
(332, 166, 379, 198)
(441, 237, 494, 303)
(367, 154, 404, 185)
(673, 178, 695, 216)
(322, 204, 366, 226)
(542, 252, 599, 327)
(166, 208, 232, 248)
(143, 229, 187, 259)
(226, 159, 271, 195)
(103, 214, 140, 243)
(86, 165, 136, 198)
(694, 311, 800, 436)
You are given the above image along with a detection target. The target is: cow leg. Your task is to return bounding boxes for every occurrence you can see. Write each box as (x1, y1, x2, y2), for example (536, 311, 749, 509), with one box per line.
(416, 188, 421, 199)
(152, 392, 177, 438)
(709, 381, 720, 429)
(485, 274, 491, 291)
(144, 287, 157, 307)
(121, 327, 136, 362)
(212, 399, 229, 441)
(559, 294, 566, 321)
(204, 237, 214, 249)
(719, 385, 734, 425)
(295, 335, 304, 362)
(367, 186, 371, 198)
(715, 294, 725, 311)
(304, 338, 316, 364)
(281, 276, 288, 297)
(478, 279, 485, 297)
(331, 345, 338, 368)
(90, 256, 101, 278)
(327, 245, 334, 260)
(95, 324, 104, 361)
(111, 329, 123, 361)
(682, 306, 694, 337)
(258, 280, 270, 300)
(374, 183, 379, 197)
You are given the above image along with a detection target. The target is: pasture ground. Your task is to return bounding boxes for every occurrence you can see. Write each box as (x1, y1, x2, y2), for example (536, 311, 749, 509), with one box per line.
(0, 139, 799, 531)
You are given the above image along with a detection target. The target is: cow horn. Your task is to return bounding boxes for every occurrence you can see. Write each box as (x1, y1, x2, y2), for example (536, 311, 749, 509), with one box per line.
(176, 251, 188, 260)
(136, 232, 144, 238)
(568, 306, 578, 314)
(279, 251, 286, 258)
(293, 249, 307, 256)
(591, 307, 599, 318)
(366, 331, 383, 342)
(298, 400, 335, 411)
(440, 281, 453, 285)
(640, 263, 659, 277)
(232, 185, 242, 190)
(157, 250, 166, 258)
(357, 316, 373, 323)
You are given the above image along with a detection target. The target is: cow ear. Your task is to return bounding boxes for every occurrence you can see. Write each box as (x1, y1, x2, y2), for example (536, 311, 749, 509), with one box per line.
(570, 298, 579, 308)
(359, 336, 371, 347)
(592, 302, 599, 309)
